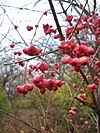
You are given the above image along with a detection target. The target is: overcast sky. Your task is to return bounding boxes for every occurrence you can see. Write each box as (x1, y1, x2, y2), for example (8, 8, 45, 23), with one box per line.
(0, 0, 61, 48)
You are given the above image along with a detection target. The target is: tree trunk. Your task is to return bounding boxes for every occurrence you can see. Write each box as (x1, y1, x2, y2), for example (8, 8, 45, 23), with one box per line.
(97, 84, 100, 133)
(97, 113, 100, 133)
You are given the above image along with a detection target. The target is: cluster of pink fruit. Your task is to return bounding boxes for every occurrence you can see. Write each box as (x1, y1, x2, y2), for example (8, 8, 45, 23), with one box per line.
(10, 43, 41, 56)
(43, 24, 56, 35)
(16, 74, 65, 94)
(68, 117, 91, 129)
(28, 61, 49, 73)
(23, 44, 42, 56)
(28, 62, 60, 74)
(90, 14, 100, 43)
(10, 44, 42, 67)
(16, 83, 34, 94)
(54, 14, 100, 73)
(60, 39, 95, 71)
(87, 83, 97, 92)
(14, 13, 99, 96)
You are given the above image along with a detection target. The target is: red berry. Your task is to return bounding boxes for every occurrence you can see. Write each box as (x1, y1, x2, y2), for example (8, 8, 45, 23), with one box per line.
(88, 125, 91, 129)
(49, 71, 56, 77)
(43, 11, 47, 16)
(14, 25, 18, 30)
(68, 118, 73, 123)
(61, 56, 72, 64)
(79, 93, 87, 100)
(80, 117, 84, 121)
(71, 107, 77, 111)
(37, 61, 49, 72)
(32, 74, 43, 84)
(87, 47, 95, 55)
(66, 15, 73, 22)
(39, 88, 45, 94)
(23, 44, 42, 56)
(54, 63, 60, 70)
(10, 43, 15, 48)
(14, 51, 22, 56)
(87, 83, 97, 92)
(80, 89, 84, 93)
(18, 60, 24, 67)
(16, 85, 24, 93)
(26, 25, 33, 31)
(35, 24, 38, 28)
(79, 56, 89, 65)
(54, 34, 60, 39)
(56, 80, 65, 87)
(52, 86, 58, 91)
(84, 121, 89, 125)
(24, 83, 34, 91)
(69, 110, 76, 115)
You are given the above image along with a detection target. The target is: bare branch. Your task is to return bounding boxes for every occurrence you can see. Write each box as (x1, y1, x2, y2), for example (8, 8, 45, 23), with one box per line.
(0, 107, 42, 132)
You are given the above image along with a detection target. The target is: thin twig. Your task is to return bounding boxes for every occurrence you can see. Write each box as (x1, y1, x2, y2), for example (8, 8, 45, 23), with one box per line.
(0, 6, 28, 46)
(0, 108, 42, 132)
(48, 0, 65, 41)
(69, 0, 88, 39)
(3, 49, 58, 66)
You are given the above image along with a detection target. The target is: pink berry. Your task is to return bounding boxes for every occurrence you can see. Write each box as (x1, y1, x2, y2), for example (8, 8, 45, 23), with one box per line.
(26, 25, 33, 31)
(10, 43, 15, 48)
(87, 83, 97, 92)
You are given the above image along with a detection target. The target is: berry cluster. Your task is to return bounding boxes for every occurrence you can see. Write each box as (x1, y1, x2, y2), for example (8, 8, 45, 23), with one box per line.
(16, 74, 65, 94)
(16, 83, 34, 94)
(23, 44, 42, 56)
(32, 74, 65, 94)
